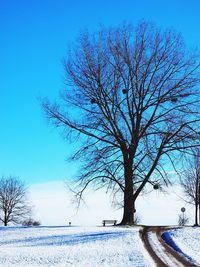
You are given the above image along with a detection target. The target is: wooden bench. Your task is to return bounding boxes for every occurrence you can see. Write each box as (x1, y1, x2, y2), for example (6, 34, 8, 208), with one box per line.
(102, 220, 117, 226)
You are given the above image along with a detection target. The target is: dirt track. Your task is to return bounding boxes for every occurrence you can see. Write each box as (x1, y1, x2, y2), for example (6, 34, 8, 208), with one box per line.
(140, 226, 198, 267)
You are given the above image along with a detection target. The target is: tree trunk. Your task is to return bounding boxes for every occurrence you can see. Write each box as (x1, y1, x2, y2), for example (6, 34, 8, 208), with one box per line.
(120, 186, 135, 225)
(120, 160, 135, 225)
(198, 181, 200, 225)
(194, 178, 199, 226)
(195, 201, 198, 226)
(195, 179, 200, 226)
(4, 213, 8, 226)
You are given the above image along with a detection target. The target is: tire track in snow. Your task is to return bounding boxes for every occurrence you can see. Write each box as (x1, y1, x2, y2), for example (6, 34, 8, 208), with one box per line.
(140, 226, 198, 267)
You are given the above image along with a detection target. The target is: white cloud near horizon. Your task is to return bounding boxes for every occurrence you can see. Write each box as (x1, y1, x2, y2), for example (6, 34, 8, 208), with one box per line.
(29, 180, 195, 226)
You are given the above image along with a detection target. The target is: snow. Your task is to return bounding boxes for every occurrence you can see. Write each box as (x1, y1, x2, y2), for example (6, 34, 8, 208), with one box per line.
(0, 226, 153, 267)
(169, 227, 200, 266)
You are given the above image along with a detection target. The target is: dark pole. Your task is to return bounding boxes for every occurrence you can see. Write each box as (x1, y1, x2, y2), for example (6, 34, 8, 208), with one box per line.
(181, 207, 186, 226)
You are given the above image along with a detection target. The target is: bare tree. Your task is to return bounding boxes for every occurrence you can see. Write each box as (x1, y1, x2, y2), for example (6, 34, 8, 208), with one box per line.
(0, 176, 31, 226)
(180, 149, 200, 226)
(43, 22, 200, 225)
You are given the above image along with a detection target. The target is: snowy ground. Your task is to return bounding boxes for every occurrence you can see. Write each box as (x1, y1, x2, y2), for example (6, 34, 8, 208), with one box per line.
(169, 227, 200, 266)
(0, 226, 153, 267)
(1, 225, 199, 267)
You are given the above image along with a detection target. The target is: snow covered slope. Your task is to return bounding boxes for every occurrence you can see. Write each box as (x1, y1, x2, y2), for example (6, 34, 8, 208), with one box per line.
(0, 226, 153, 267)
(170, 227, 200, 266)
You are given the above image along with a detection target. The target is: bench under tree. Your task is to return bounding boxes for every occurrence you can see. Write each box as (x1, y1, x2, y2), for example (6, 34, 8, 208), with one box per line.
(102, 220, 117, 226)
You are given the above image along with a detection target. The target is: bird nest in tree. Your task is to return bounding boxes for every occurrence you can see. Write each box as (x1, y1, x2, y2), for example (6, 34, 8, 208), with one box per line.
(153, 183, 160, 190)
(171, 97, 178, 103)
(122, 89, 128, 94)
(91, 98, 97, 104)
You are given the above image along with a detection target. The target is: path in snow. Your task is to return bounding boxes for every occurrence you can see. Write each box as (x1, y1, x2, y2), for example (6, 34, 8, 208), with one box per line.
(140, 226, 198, 267)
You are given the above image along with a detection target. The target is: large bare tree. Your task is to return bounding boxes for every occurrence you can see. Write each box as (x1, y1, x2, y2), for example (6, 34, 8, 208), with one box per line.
(0, 176, 31, 226)
(180, 149, 200, 226)
(43, 22, 200, 225)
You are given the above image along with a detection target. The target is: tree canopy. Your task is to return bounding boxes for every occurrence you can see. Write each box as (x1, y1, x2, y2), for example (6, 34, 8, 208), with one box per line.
(43, 22, 200, 224)
(0, 176, 31, 226)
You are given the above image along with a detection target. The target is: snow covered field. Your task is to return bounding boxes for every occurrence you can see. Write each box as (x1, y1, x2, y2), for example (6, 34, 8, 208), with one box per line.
(0, 226, 152, 267)
(0, 225, 199, 267)
(170, 227, 200, 266)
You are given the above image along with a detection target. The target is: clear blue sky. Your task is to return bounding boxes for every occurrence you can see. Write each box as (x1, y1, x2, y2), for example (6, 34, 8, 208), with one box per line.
(0, 0, 200, 185)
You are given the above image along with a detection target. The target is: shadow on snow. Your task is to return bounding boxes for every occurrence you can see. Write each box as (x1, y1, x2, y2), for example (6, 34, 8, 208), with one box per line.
(0, 231, 130, 247)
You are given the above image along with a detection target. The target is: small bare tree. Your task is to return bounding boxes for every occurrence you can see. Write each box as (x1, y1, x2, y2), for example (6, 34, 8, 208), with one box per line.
(43, 22, 200, 225)
(0, 176, 31, 226)
(178, 213, 189, 226)
(180, 149, 200, 226)
(22, 218, 41, 226)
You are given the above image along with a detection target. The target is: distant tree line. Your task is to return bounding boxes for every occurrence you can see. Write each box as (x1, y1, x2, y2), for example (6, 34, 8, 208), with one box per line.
(22, 218, 41, 226)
